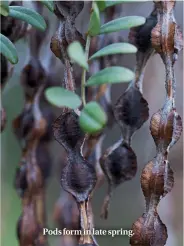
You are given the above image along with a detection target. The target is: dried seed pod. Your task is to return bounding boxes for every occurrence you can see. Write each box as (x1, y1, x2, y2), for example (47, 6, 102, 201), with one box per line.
(50, 1, 85, 92)
(53, 112, 97, 246)
(114, 86, 149, 142)
(17, 201, 40, 246)
(131, 212, 168, 246)
(131, 1, 183, 245)
(53, 153, 79, 246)
(129, 5, 157, 52)
(100, 141, 137, 219)
(150, 102, 182, 153)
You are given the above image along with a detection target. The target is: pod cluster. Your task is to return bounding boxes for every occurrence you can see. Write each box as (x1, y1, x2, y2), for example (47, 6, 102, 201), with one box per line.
(130, 1, 183, 245)
(99, 6, 158, 220)
(13, 3, 53, 246)
(51, 2, 98, 245)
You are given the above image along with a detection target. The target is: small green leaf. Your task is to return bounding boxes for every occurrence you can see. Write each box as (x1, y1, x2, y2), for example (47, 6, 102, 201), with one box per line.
(99, 16, 146, 34)
(96, 0, 106, 11)
(0, 33, 18, 64)
(40, 0, 54, 12)
(88, 2, 100, 36)
(0, 0, 9, 16)
(89, 43, 137, 60)
(86, 66, 135, 86)
(105, 0, 148, 8)
(79, 101, 107, 134)
(45, 87, 82, 109)
(67, 41, 88, 70)
(8, 6, 46, 31)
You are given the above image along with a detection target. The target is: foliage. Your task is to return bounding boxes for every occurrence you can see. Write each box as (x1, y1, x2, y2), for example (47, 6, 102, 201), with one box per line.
(45, 87, 82, 109)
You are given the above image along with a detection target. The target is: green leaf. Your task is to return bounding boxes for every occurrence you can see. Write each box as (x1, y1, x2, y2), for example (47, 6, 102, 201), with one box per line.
(96, 0, 106, 11)
(0, 0, 9, 16)
(67, 41, 88, 70)
(99, 16, 146, 34)
(0, 33, 18, 64)
(40, 0, 54, 12)
(88, 2, 100, 36)
(45, 87, 82, 109)
(105, 0, 148, 7)
(89, 42, 137, 60)
(79, 101, 107, 134)
(8, 6, 46, 31)
(86, 66, 135, 86)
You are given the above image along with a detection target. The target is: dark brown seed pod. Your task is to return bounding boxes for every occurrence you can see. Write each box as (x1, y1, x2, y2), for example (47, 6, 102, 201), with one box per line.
(129, 6, 157, 52)
(141, 157, 174, 204)
(53, 112, 97, 201)
(100, 141, 137, 219)
(150, 102, 182, 153)
(50, 1, 85, 62)
(18, 202, 39, 246)
(114, 86, 149, 141)
(53, 112, 97, 245)
(21, 58, 46, 98)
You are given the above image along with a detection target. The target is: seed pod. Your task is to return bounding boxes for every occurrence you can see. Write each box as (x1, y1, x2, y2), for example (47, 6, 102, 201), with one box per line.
(114, 86, 149, 142)
(53, 112, 97, 200)
(100, 141, 137, 219)
(150, 104, 182, 153)
(129, 6, 157, 52)
(130, 212, 168, 246)
(17, 202, 39, 246)
(53, 112, 97, 245)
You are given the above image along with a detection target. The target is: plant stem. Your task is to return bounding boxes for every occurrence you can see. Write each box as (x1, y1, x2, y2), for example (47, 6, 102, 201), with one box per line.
(81, 34, 91, 106)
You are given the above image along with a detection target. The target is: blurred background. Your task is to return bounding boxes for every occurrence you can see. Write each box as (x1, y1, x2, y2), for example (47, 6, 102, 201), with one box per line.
(1, 1, 183, 246)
